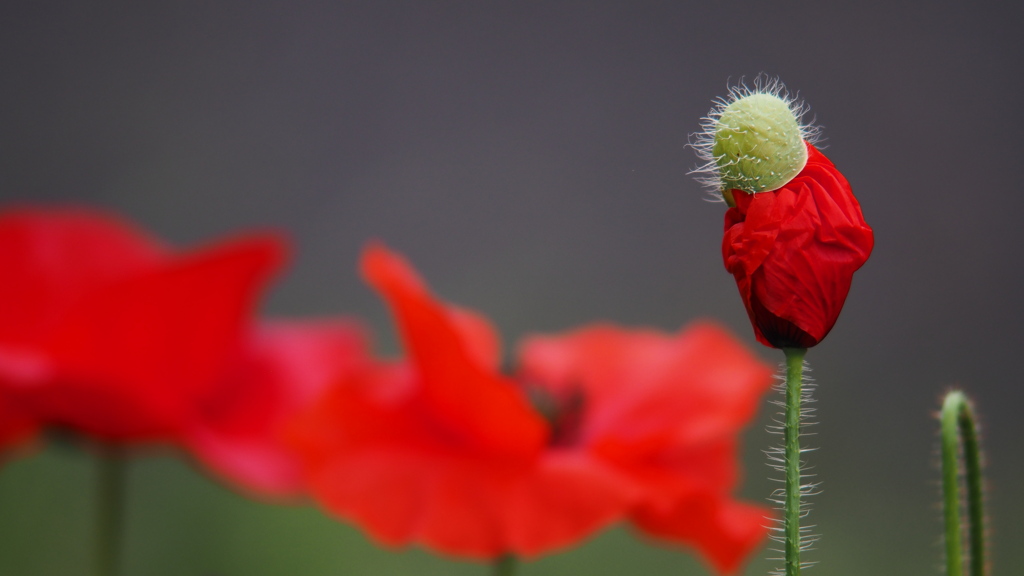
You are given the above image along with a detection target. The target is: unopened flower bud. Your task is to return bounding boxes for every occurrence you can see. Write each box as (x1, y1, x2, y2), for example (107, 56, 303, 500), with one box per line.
(693, 78, 874, 348)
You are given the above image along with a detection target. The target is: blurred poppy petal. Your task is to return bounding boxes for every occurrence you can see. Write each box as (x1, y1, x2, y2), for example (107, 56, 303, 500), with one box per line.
(632, 495, 768, 575)
(518, 322, 773, 453)
(518, 322, 772, 572)
(0, 208, 165, 346)
(189, 319, 369, 496)
(500, 451, 637, 557)
(31, 235, 284, 440)
(0, 207, 288, 447)
(303, 432, 636, 559)
(0, 394, 38, 449)
(360, 243, 546, 458)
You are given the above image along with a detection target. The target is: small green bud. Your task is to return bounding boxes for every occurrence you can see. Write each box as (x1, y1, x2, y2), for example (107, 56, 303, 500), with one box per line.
(713, 93, 806, 193)
(692, 78, 817, 198)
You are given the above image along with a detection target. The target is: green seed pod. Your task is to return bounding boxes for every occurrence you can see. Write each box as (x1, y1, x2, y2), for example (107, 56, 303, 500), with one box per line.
(713, 93, 806, 193)
(692, 78, 817, 200)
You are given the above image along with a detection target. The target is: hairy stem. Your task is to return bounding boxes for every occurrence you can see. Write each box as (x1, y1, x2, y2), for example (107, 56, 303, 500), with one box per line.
(783, 347, 807, 576)
(941, 391, 987, 576)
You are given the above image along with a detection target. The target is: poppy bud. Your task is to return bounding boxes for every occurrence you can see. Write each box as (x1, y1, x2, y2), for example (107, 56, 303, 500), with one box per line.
(694, 80, 874, 348)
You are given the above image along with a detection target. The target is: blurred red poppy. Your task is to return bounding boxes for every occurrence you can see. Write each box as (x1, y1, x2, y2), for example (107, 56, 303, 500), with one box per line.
(0, 207, 361, 496)
(0, 396, 36, 452)
(292, 243, 773, 574)
(723, 143, 874, 348)
(0, 208, 282, 441)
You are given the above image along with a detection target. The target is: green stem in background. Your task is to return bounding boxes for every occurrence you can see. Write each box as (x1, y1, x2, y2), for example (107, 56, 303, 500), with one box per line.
(941, 391, 987, 576)
(96, 445, 126, 576)
(783, 347, 807, 576)
(493, 554, 517, 576)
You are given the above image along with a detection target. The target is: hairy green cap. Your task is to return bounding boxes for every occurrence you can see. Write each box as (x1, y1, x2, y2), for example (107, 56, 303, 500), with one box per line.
(712, 92, 806, 193)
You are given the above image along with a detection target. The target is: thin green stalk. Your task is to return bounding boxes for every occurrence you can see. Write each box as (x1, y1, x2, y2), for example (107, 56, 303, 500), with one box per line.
(96, 446, 126, 576)
(783, 347, 807, 576)
(493, 554, 517, 576)
(941, 391, 987, 576)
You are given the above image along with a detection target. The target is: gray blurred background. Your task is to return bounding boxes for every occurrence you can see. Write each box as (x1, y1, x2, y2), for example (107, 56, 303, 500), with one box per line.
(1, 1, 1021, 575)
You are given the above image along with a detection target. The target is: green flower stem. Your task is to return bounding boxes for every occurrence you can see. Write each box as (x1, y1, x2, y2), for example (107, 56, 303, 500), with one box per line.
(941, 391, 987, 576)
(96, 445, 126, 576)
(493, 554, 517, 576)
(783, 347, 807, 576)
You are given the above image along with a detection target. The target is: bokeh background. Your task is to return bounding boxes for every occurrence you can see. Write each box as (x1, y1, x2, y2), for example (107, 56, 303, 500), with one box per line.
(1, 1, 1022, 575)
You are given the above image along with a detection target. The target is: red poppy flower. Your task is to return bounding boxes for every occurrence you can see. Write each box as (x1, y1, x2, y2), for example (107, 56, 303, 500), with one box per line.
(291, 243, 773, 574)
(0, 207, 365, 496)
(0, 207, 283, 442)
(722, 143, 874, 348)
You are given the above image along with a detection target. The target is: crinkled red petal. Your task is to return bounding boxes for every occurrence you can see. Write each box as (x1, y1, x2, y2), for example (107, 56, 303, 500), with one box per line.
(723, 143, 874, 348)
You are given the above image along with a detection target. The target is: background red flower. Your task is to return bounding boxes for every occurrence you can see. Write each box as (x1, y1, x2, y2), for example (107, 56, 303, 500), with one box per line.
(0, 207, 365, 496)
(0, 208, 283, 441)
(292, 243, 773, 574)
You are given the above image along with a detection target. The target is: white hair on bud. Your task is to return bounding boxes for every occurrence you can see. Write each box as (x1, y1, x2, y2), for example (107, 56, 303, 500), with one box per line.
(763, 359, 820, 574)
